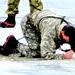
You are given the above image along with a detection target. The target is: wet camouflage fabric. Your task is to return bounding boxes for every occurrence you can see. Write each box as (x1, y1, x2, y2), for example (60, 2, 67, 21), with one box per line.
(16, 9, 70, 59)
(6, 0, 43, 14)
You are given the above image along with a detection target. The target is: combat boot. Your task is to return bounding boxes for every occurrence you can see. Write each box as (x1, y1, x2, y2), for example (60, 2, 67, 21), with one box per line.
(0, 14, 16, 28)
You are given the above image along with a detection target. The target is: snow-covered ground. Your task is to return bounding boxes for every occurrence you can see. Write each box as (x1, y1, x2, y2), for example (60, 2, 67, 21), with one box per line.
(0, 0, 75, 75)
(0, 59, 75, 75)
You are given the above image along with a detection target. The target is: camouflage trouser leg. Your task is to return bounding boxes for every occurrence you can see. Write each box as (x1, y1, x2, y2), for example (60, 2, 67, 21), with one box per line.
(6, 0, 43, 14)
(6, 0, 20, 15)
(29, 0, 43, 13)
(17, 16, 41, 57)
(16, 43, 32, 57)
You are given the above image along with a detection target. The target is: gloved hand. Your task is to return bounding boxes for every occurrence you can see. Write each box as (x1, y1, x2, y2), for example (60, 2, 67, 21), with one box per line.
(60, 43, 71, 51)
(55, 43, 71, 54)
(55, 49, 66, 54)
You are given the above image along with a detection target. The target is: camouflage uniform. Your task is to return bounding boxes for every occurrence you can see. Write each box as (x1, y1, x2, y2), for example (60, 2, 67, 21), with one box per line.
(6, 0, 43, 14)
(6, 0, 20, 14)
(7, 0, 70, 59)
(17, 9, 70, 59)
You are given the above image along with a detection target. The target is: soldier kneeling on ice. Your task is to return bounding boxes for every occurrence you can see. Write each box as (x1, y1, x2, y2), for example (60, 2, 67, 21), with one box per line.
(0, 0, 75, 59)
(0, 32, 74, 59)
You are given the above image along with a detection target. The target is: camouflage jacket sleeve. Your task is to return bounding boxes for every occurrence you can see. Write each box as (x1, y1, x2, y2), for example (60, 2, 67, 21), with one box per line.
(40, 21, 64, 60)
(41, 35, 64, 60)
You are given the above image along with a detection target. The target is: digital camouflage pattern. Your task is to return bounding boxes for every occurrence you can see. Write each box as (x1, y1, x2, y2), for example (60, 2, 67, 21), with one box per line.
(6, 0, 43, 14)
(18, 9, 69, 59)
(6, 0, 71, 59)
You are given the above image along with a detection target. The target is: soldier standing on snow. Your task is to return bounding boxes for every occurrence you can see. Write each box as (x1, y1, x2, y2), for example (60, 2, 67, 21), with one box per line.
(0, 0, 43, 28)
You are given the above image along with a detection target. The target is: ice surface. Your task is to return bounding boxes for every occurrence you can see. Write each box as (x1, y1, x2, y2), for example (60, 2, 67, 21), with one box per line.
(0, 58, 75, 75)
(0, 0, 75, 75)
